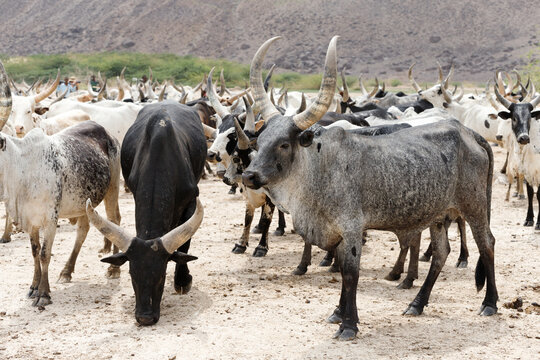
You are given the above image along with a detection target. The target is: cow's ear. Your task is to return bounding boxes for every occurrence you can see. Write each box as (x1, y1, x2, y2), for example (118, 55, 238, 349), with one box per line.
(101, 252, 129, 266)
(498, 111, 511, 120)
(488, 113, 498, 120)
(255, 120, 265, 132)
(298, 130, 314, 147)
(531, 111, 540, 120)
(169, 251, 198, 264)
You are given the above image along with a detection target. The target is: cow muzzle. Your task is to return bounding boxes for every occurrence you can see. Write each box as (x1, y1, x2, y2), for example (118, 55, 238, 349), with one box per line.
(517, 134, 530, 145)
(242, 171, 265, 189)
(207, 150, 219, 163)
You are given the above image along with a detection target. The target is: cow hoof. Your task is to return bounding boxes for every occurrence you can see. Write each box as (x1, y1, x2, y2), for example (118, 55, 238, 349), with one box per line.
(175, 279, 192, 295)
(27, 288, 38, 298)
(32, 295, 52, 307)
(273, 228, 285, 236)
(535, 224, 540, 231)
(227, 188, 236, 195)
(334, 328, 357, 341)
(0, 237, 11, 244)
(329, 264, 340, 273)
(385, 272, 401, 281)
(456, 259, 468, 268)
(518, 194, 526, 200)
(58, 272, 72, 283)
(106, 266, 121, 279)
(326, 311, 342, 324)
(397, 278, 414, 289)
(98, 246, 111, 254)
(292, 266, 307, 275)
(478, 304, 497, 316)
(319, 258, 332, 267)
(524, 220, 534, 227)
(252, 246, 268, 257)
(251, 226, 262, 234)
(403, 304, 423, 316)
(232, 244, 247, 254)
(419, 254, 430, 262)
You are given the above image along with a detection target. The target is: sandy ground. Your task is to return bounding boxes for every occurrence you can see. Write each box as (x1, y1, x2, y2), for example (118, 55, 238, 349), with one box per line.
(0, 145, 539, 360)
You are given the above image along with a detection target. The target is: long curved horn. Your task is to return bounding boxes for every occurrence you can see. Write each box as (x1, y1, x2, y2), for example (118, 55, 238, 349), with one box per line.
(358, 74, 368, 96)
(0, 61, 12, 131)
(408, 63, 422, 92)
(494, 82, 512, 109)
(202, 123, 217, 139)
(207, 67, 231, 118)
(149, 67, 153, 83)
(138, 85, 145, 101)
(86, 199, 132, 252)
(87, 78, 98, 97)
(225, 88, 250, 105)
(453, 84, 464, 102)
(9, 77, 20, 94)
(264, 64, 276, 92)
(511, 69, 521, 92)
(243, 96, 255, 133)
(269, 87, 276, 105)
(379, 81, 386, 93)
(368, 77, 379, 98)
(161, 198, 204, 254)
(297, 93, 306, 114)
(219, 69, 226, 97)
(443, 63, 454, 90)
(234, 118, 250, 150)
(277, 89, 287, 107)
(250, 37, 282, 121)
(215, 113, 222, 128)
(292, 36, 338, 130)
(180, 91, 188, 104)
(495, 70, 505, 95)
(441, 78, 453, 103)
(34, 69, 60, 104)
(504, 71, 513, 95)
(49, 88, 68, 107)
(158, 80, 167, 102)
(530, 83, 540, 108)
(97, 71, 104, 87)
(341, 70, 349, 102)
(171, 82, 184, 95)
(229, 98, 240, 112)
(97, 78, 107, 100)
(116, 77, 124, 101)
(437, 61, 444, 82)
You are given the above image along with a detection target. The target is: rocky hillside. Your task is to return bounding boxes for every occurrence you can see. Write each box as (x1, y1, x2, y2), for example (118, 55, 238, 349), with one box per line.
(0, 0, 538, 81)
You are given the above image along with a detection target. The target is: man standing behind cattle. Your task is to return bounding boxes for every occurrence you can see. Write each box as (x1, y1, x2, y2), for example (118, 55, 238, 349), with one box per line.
(86, 100, 207, 325)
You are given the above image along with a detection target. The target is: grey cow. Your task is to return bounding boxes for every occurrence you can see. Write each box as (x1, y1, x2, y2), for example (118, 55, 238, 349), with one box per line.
(242, 36, 498, 341)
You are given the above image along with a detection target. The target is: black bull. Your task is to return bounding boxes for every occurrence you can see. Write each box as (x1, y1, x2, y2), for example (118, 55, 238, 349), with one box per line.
(102, 101, 207, 325)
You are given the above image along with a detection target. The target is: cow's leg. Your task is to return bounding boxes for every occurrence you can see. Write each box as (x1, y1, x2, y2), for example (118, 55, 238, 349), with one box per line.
(232, 203, 254, 254)
(456, 217, 469, 268)
(293, 241, 311, 275)
(28, 228, 41, 298)
(403, 220, 450, 316)
(251, 209, 264, 234)
(0, 211, 12, 244)
(328, 234, 361, 341)
(517, 174, 525, 200)
(500, 151, 508, 174)
(58, 216, 89, 283)
(535, 186, 540, 230)
(319, 250, 334, 266)
(253, 200, 275, 257)
(205, 161, 213, 175)
(273, 210, 286, 236)
(385, 235, 408, 281)
(468, 220, 498, 316)
(397, 232, 421, 289)
(103, 182, 122, 279)
(505, 180, 512, 202)
(34, 222, 58, 307)
(174, 200, 196, 295)
(524, 182, 534, 226)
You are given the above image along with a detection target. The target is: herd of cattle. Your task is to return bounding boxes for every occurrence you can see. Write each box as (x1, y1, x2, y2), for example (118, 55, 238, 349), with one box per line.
(0, 36, 538, 341)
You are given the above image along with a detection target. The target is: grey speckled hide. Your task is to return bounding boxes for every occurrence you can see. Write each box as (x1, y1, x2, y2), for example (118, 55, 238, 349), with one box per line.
(243, 117, 498, 340)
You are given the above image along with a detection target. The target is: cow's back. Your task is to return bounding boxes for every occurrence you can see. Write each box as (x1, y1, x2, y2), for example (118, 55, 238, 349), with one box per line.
(121, 101, 206, 239)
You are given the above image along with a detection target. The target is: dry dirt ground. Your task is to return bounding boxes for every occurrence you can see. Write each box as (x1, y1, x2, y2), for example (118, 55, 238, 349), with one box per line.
(0, 145, 538, 360)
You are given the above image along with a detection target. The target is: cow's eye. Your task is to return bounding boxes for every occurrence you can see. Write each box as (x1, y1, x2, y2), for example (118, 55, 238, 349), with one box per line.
(280, 143, 290, 150)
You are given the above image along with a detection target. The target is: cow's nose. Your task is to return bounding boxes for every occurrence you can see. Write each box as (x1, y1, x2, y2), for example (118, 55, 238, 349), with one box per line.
(242, 171, 263, 189)
(517, 134, 530, 145)
(136, 315, 158, 326)
(207, 151, 217, 162)
(15, 125, 24, 133)
(496, 135, 503, 141)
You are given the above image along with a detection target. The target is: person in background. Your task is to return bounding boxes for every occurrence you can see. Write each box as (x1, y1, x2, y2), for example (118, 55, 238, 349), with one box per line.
(56, 78, 67, 97)
(90, 75, 100, 92)
(141, 74, 148, 84)
(67, 77, 79, 96)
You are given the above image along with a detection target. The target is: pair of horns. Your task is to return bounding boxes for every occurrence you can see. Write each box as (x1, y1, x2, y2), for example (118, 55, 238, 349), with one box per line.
(408, 62, 454, 92)
(250, 36, 338, 130)
(86, 198, 204, 254)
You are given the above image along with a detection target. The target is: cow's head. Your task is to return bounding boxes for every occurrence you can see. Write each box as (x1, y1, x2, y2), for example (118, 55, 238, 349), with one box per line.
(9, 70, 59, 137)
(408, 63, 456, 108)
(242, 36, 338, 190)
(86, 198, 203, 325)
(495, 82, 540, 145)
